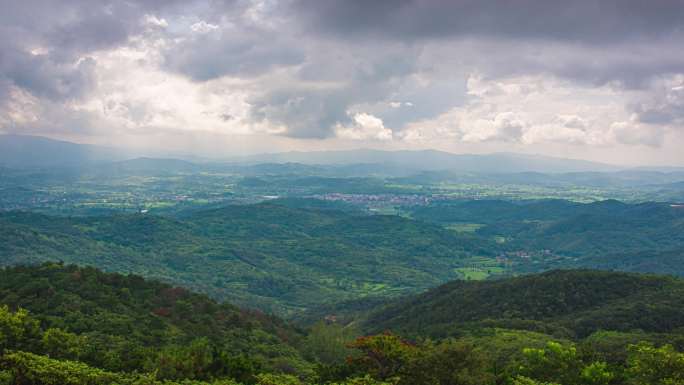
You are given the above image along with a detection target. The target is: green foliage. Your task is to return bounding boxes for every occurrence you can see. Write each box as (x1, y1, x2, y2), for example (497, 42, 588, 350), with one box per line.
(150, 338, 214, 381)
(510, 376, 559, 385)
(365, 270, 684, 339)
(411, 199, 684, 275)
(517, 342, 584, 385)
(0, 203, 494, 316)
(626, 343, 684, 385)
(41, 328, 85, 361)
(406, 339, 493, 385)
(338, 334, 493, 385)
(345, 334, 414, 381)
(302, 322, 357, 365)
(330, 375, 398, 385)
(255, 373, 303, 385)
(514, 342, 615, 385)
(580, 362, 614, 385)
(0, 306, 40, 353)
(3, 265, 684, 384)
(1, 351, 129, 385)
(0, 370, 12, 385)
(0, 264, 309, 378)
(0, 351, 244, 385)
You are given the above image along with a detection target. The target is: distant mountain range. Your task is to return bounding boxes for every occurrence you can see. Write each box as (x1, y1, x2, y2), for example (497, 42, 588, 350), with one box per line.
(0, 134, 127, 168)
(234, 149, 622, 173)
(2, 134, 683, 174)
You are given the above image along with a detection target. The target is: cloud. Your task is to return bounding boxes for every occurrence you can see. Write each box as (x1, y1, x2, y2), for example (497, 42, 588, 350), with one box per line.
(290, 0, 684, 44)
(145, 15, 169, 29)
(1, 0, 684, 164)
(400, 74, 638, 146)
(335, 112, 393, 141)
(610, 121, 665, 147)
(190, 21, 218, 33)
(631, 75, 684, 125)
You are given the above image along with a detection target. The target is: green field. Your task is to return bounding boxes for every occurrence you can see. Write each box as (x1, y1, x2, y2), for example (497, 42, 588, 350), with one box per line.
(454, 256, 507, 280)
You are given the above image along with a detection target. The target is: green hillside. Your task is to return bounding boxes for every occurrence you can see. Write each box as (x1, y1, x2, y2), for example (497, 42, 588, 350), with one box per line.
(0, 263, 309, 382)
(0, 202, 495, 316)
(3, 266, 684, 384)
(410, 199, 684, 268)
(364, 269, 684, 339)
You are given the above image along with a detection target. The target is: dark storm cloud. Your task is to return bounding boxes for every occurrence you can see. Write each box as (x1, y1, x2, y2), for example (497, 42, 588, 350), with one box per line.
(0, 46, 97, 101)
(247, 43, 422, 138)
(163, 30, 305, 81)
(631, 85, 684, 125)
(237, 0, 684, 138)
(290, 0, 684, 43)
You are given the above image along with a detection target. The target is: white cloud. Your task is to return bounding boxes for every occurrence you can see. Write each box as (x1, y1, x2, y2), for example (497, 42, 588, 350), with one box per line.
(335, 112, 393, 141)
(190, 21, 219, 34)
(609, 121, 664, 147)
(388, 101, 414, 108)
(402, 74, 638, 146)
(144, 15, 168, 28)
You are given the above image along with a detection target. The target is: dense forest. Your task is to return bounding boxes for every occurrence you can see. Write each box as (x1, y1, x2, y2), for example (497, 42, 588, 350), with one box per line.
(0, 202, 493, 315)
(3, 199, 684, 318)
(364, 270, 684, 339)
(1, 264, 684, 384)
(410, 199, 684, 273)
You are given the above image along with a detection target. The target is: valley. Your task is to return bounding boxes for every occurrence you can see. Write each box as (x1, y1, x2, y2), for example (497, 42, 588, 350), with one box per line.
(1, 136, 684, 384)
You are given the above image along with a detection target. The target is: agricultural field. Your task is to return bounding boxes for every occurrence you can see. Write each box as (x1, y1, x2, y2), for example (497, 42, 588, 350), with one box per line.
(454, 256, 508, 280)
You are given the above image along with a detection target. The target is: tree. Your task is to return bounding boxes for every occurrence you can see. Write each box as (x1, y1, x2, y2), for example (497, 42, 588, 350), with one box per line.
(151, 338, 214, 380)
(346, 333, 414, 381)
(516, 342, 614, 385)
(0, 306, 41, 353)
(406, 339, 493, 385)
(626, 343, 684, 385)
(302, 322, 357, 365)
(41, 328, 85, 361)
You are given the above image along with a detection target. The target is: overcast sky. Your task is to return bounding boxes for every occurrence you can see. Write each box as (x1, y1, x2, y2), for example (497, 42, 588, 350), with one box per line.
(1, 0, 684, 165)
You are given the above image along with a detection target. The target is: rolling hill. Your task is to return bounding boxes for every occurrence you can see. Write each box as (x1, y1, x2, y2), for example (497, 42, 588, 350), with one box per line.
(410, 199, 684, 264)
(364, 269, 684, 339)
(0, 134, 126, 168)
(0, 201, 493, 315)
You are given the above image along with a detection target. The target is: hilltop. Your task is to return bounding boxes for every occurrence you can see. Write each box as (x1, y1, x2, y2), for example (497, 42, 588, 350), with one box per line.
(364, 269, 684, 338)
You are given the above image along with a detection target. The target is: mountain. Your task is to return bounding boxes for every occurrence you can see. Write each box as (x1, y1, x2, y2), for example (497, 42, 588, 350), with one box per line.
(1, 135, 675, 175)
(98, 157, 203, 176)
(363, 269, 684, 339)
(0, 263, 310, 383)
(0, 134, 128, 168)
(235, 149, 621, 173)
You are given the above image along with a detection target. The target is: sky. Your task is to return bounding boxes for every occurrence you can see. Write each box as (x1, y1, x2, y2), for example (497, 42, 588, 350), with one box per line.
(1, 0, 684, 165)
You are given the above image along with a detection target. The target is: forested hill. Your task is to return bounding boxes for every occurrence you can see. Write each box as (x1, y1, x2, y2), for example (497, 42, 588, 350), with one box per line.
(364, 270, 684, 338)
(0, 202, 493, 316)
(0, 263, 305, 378)
(409, 199, 684, 273)
(5, 265, 684, 384)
